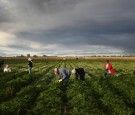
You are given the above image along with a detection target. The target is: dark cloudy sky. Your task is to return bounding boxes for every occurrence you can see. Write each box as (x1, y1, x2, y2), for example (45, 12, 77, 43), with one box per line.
(0, 0, 135, 56)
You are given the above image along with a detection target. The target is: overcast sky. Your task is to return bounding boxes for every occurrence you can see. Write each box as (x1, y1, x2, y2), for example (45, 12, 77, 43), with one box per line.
(0, 0, 135, 56)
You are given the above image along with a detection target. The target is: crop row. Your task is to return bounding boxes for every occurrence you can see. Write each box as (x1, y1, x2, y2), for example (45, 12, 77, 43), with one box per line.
(0, 60, 135, 114)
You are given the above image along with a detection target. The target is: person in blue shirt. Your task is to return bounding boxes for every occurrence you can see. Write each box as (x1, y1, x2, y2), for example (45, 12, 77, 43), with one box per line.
(54, 68, 71, 88)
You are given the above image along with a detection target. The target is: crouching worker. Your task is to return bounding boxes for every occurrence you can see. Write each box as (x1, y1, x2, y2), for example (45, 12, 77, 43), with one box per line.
(54, 68, 71, 91)
(71, 68, 86, 81)
(3, 64, 12, 72)
(104, 60, 115, 77)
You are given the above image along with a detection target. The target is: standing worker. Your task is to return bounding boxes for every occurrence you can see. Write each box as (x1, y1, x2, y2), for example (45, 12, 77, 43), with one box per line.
(104, 60, 115, 77)
(54, 68, 71, 90)
(28, 58, 33, 74)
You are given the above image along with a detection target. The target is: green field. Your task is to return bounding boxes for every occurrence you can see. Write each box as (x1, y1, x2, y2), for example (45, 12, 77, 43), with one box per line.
(0, 59, 135, 115)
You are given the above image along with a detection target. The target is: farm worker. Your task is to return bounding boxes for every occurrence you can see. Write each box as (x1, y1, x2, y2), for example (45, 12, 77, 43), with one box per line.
(71, 68, 86, 80)
(28, 58, 33, 74)
(104, 60, 115, 76)
(3, 64, 12, 72)
(54, 68, 71, 88)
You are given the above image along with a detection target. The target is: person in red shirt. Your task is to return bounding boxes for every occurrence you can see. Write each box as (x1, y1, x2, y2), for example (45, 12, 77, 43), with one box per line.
(104, 60, 115, 77)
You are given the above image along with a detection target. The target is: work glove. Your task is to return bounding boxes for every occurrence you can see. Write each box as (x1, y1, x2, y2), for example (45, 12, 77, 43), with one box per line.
(58, 79, 62, 82)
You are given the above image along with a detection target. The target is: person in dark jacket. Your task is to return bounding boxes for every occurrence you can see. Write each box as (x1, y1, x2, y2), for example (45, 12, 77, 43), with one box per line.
(54, 68, 71, 88)
(28, 58, 33, 74)
(71, 68, 86, 80)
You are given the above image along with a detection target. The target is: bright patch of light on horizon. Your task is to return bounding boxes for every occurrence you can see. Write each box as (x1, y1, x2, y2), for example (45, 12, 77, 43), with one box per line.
(87, 45, 125, 54)
(37, 45, 125, 56)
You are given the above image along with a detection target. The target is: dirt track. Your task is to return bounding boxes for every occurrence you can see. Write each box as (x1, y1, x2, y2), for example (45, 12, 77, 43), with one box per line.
(1, 56, 135, 60)
(84, 56, 135, 60)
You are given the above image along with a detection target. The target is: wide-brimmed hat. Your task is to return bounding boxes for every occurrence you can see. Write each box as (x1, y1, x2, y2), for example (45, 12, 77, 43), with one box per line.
(28, 58, 32, 61)
(71, 69, 76, 74)
(54, 68, 58, 72)
(5, 64, 9, 68)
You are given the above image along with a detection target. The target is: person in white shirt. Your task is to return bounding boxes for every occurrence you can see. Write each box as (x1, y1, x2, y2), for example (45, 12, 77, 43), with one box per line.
(3, 64, 12, 72)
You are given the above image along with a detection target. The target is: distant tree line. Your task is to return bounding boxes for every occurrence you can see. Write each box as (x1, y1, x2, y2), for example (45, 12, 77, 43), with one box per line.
(16, 54, 47, 57)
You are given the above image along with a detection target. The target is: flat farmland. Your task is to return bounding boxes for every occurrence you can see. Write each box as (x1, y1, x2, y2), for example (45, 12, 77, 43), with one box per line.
(0, 59, 135, 115)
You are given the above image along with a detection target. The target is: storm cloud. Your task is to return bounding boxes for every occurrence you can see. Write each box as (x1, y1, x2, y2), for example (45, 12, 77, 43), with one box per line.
(0, 0, 135, 56)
